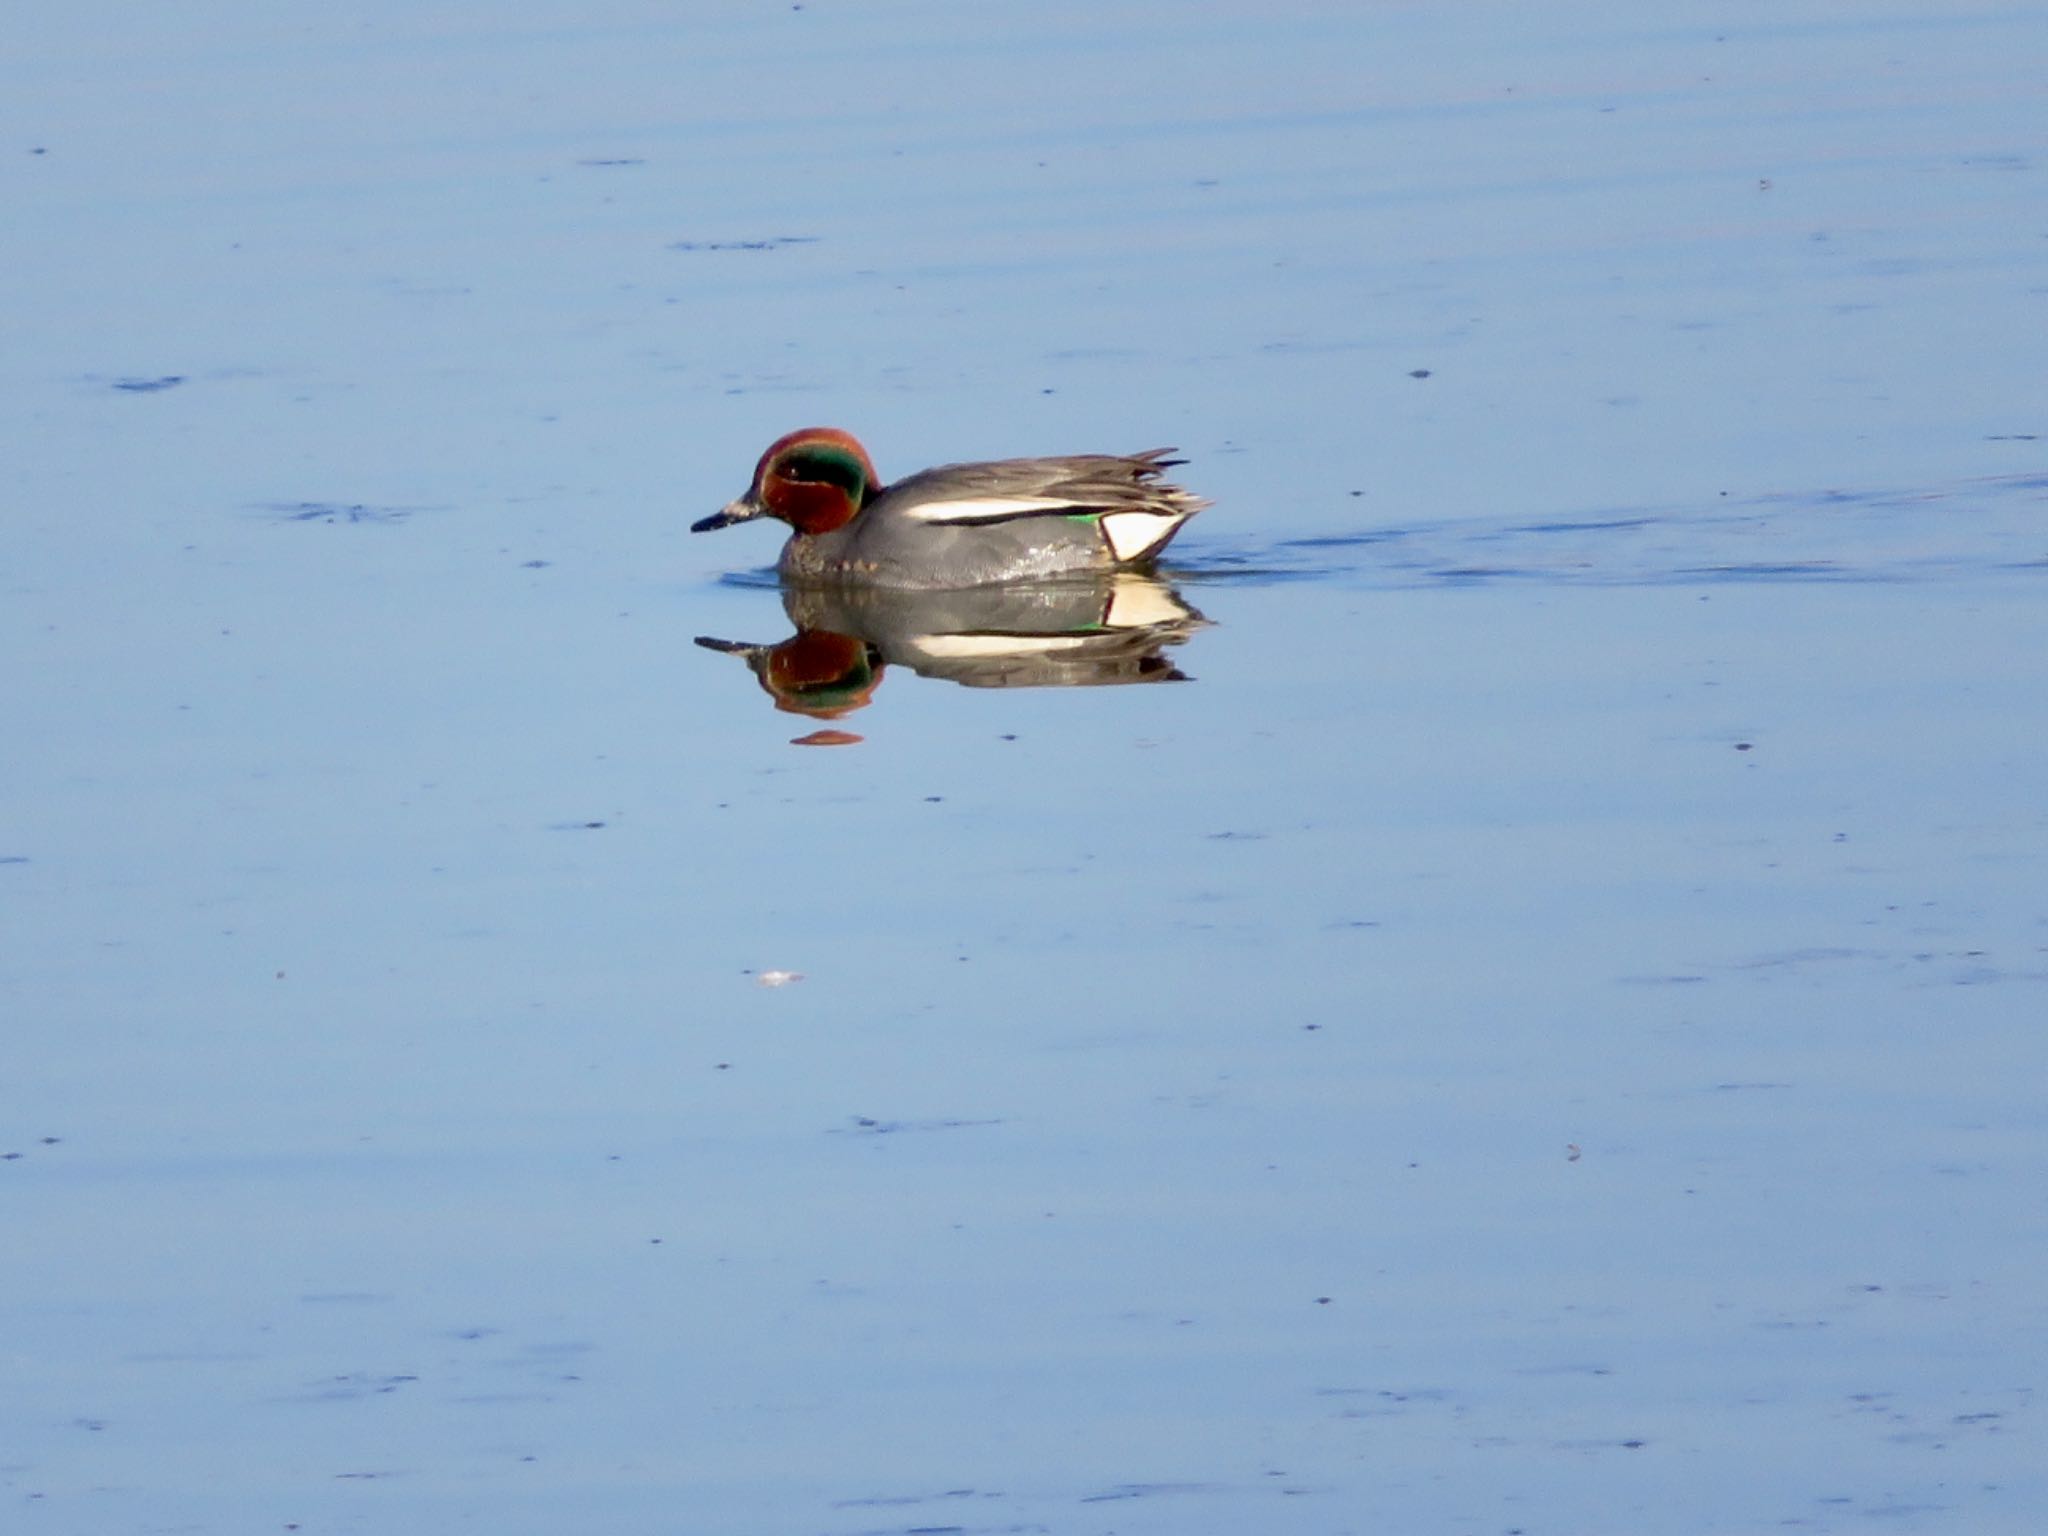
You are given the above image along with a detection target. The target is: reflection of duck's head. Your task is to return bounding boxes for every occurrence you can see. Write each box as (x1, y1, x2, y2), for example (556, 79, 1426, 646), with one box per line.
(691, 428, 1205, 588)
(694, 629, 883, 719)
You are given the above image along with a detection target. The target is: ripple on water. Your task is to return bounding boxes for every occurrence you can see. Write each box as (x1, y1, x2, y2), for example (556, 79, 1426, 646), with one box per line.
(1172, 472, 2047, 590)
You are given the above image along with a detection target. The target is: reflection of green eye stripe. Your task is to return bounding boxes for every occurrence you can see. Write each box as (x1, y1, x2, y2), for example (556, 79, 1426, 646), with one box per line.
(781, 655, 876, 708)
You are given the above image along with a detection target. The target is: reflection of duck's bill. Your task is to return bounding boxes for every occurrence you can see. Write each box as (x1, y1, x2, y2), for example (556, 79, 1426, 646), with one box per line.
(694, 634, 763, 657)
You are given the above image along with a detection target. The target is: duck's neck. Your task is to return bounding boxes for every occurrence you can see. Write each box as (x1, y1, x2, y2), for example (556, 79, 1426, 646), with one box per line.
(777, 480, 865, 536)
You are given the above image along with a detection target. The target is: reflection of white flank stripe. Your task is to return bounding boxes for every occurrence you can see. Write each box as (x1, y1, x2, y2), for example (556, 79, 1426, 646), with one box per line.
(902, 496, 1077, 524)
(908, 633, 1092, 660)
(1101, 510, 1184, 562)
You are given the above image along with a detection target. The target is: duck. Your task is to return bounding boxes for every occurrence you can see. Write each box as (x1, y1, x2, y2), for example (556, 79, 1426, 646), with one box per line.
(692, 427, 1206, 588)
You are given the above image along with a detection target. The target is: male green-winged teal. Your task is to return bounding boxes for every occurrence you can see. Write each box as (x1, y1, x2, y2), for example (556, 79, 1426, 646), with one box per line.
(693, 428, 1206, 588)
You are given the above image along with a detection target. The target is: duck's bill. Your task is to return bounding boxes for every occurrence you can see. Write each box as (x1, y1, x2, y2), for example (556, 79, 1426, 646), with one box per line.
(691, 497, 761, 533)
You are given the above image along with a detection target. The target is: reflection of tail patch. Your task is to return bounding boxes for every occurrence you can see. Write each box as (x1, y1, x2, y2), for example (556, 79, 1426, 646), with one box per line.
(1102, 575, 1195, 629)
(1101, 510, 1187, 563)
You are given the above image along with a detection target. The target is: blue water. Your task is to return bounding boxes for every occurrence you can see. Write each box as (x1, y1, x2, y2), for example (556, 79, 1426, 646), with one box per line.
(5, 3, 2045, 1533)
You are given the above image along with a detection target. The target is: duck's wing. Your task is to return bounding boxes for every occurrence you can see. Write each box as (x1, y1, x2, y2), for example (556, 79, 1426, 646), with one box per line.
(880, 452, 1207, 561)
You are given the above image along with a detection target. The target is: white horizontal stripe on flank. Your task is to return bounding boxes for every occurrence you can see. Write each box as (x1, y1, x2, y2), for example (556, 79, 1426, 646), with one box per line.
(899, 496, 1080, 523)
(1101, 510, 1183, 562)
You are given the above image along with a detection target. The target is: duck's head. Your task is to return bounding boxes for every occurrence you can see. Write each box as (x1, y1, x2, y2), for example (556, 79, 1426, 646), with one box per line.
(693, 427, 880, 537)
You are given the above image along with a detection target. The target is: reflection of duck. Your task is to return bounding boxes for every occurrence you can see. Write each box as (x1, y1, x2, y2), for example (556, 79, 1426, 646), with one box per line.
(692, 428, 1206, 588)
(696, 573, 1208, 718)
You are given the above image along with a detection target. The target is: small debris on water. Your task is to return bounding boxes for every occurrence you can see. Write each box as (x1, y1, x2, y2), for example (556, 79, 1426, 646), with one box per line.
(258, 501, 423, 525)
(1567, 1143, 1582, 1162)
(837, 1115, 1005, 1136)
(668, 236, 819, 252)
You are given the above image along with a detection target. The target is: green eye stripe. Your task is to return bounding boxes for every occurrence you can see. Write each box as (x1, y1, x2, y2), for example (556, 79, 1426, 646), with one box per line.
(777, 444, 869, 492)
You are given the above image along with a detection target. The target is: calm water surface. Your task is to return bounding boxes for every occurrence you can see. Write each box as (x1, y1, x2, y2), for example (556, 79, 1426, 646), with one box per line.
(5, 3, 2045, 1533)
